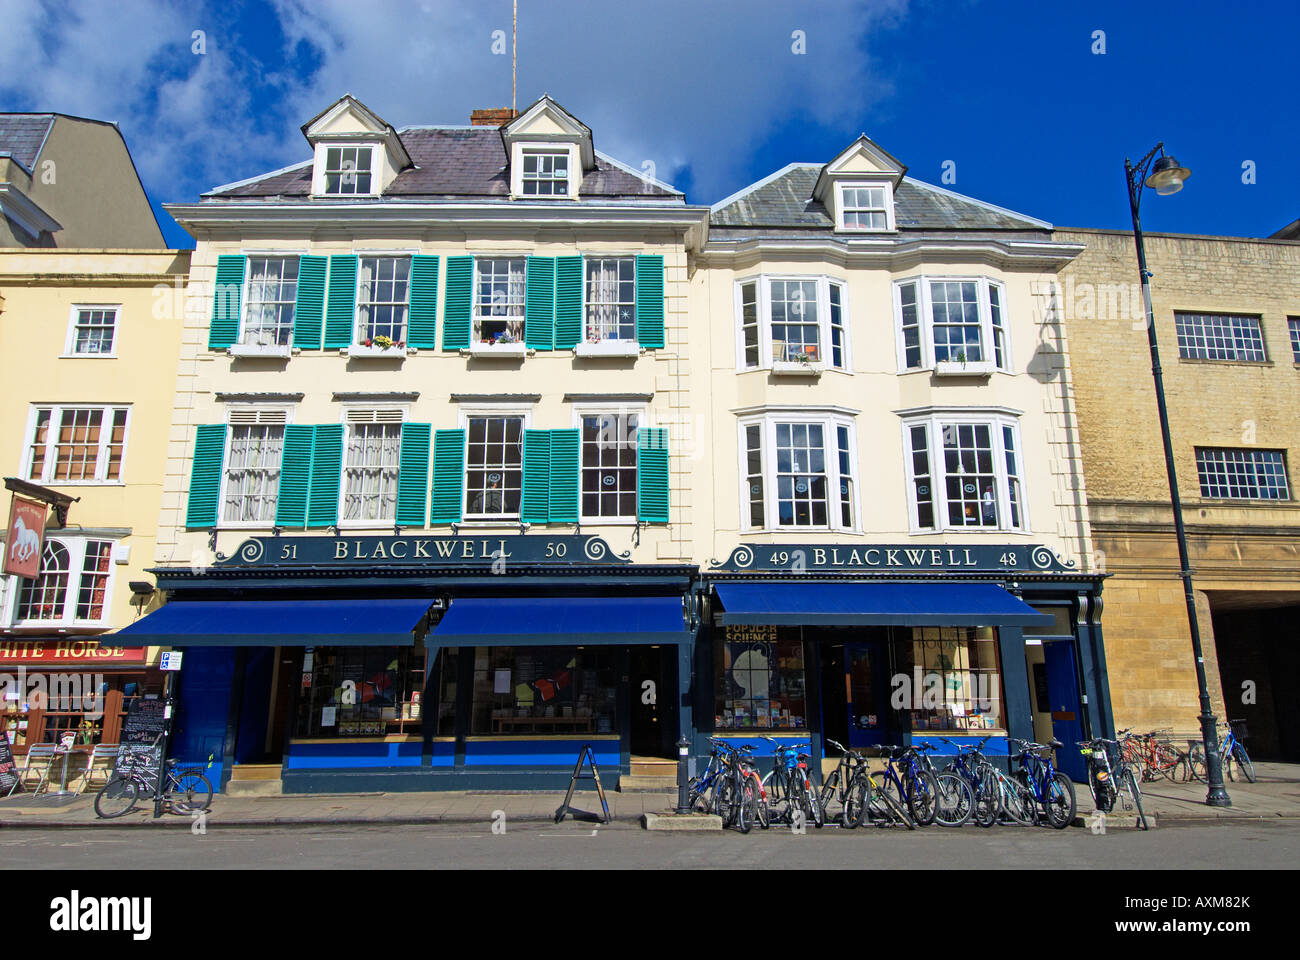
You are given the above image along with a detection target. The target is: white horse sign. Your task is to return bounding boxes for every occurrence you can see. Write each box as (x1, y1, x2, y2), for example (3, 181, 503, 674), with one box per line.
(4, 497, 46, 579)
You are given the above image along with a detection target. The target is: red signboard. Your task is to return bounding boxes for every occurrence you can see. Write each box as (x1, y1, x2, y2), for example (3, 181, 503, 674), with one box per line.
(4, 496, 46, 579)
(0, 640, 148, 665)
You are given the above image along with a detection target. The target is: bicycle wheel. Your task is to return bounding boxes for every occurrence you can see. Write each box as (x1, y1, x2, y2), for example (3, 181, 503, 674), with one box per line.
(1232, 745, 1255, 784)
(715, 775, 737, 826)
(166, 770, 213, 815)
(971, 771, 998, 827)
(997, 775, 1035, 826)
(844, 773, 869, 828)
(906, 768, 939, 826)
(1153, 742, 1180, 780)
(1122, 767, 1149, 830)
(1044, 772, 1076, 829)
(819, 770, 840, 825)
(868, 772, 914, 829)
(751, 773, 770, 830)
(94, 776, 140, 819)
(736, 776, 755, 834)
(932, 772, 975, 827)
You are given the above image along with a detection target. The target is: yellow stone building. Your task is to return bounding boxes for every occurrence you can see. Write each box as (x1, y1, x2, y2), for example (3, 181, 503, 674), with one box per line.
(0, 247, 190, 754)
(1057, 228, 1300, 762)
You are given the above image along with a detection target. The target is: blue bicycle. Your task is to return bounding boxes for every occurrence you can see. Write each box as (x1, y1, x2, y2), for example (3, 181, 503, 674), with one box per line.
(760, 737, 823, 828)
(1009, 737, 1076, 829)
(940, 736, 999, 828)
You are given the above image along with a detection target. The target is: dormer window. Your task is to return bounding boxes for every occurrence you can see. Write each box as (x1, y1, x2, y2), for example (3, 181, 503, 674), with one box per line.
(322, 145, 374, 195)
(837, 181, 893, 231)
(522, 149, 570, 196)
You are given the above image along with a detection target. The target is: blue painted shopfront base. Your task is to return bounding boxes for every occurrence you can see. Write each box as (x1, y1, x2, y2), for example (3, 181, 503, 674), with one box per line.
(281, 768, 623, 793)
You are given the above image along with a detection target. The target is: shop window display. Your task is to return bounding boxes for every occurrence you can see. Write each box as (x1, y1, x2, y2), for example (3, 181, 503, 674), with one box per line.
(295, 646, 425, 738)
(459, 647, 618, 735)
(892, 626, 1004, 731)
(714, 625, 808, 730)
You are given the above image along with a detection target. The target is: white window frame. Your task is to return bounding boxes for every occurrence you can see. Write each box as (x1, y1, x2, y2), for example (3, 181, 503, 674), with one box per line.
(62, 304, 120, 358)
(472, 256, 528, 344)
(570, 402, 649, 525)
(239, 254, 300, 348)
(336, 406, 408, 529)
(510, 142, 579, 199)
(900, 412, 1027, 534)
(733, 275, 850, 372)
(312, 143, 378, 197)
(217, 406, 294, 529)
(736, 412, 860, 533)
(892, 276, 1012, 374)
(836, 180, 895, 232)
(355, 253, 413, 345)
(23, 404, 132, 486)
(2, 534, 122, 628)
(583, 255, 638, 344)
(457, 404, 534, 523)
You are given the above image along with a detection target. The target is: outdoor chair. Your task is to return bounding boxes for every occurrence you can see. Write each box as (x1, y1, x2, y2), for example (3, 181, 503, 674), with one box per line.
(14, 744, 58, 795)
(73, 744, 120, 795)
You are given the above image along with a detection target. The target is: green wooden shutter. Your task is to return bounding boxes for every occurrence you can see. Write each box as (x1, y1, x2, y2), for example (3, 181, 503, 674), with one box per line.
(208, 256, 245, 349)
(635, 254, 665, 348)
(637, 426, 669, 523)
(324, 255, 357, 348)
(396, 423, 432, 525)
(293, 255, 327, 349)
(554, 255, 584, 349)
(442, 256, 473, 350)
(185, 424, 227, 528)
(430, 429, 465, 523)
(548, 428, 579, 523)
(274, 424, 315, 527)
(524, 256, 556, 350)
(520, 430, 552, 524)
(307, 424, 343, 527)
(407, 256, 439, 348)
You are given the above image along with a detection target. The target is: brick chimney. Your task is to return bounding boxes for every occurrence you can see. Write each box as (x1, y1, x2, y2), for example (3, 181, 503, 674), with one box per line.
(470, 108, 517, 127)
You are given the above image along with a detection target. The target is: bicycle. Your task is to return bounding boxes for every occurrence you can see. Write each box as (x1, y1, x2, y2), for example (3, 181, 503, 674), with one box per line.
(94, 738, 214, 820)
(687, 739, 728, 813)
(819, 738, 874, 828)
(940, 736, 1000, 828)
(1079, 736, 1148, 830)
(1186, 719, 1255, 784)
(760, 737, 823, 828)
(911, 742, 976, 827)
(1009, 737, 1076, 829)
(949, 740, 1035, 825)
(867, 744, 938, 826)
(1121, 729, 1180, 782)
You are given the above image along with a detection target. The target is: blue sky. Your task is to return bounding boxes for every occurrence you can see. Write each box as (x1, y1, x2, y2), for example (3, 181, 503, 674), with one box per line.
(2, 0, 1294, 249)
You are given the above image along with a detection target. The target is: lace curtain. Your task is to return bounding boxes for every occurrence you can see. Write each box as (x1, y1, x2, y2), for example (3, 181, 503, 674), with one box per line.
(224, 427, 284, 522)
(343, 424, 401, 521)
(586, 259, 622, 340)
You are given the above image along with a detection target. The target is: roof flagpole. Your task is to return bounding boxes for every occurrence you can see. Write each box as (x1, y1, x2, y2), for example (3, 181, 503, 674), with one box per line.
(512, 0, 517, 114)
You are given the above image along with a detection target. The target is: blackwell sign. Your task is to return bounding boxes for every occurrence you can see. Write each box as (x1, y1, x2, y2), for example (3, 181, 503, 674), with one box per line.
(709, 543, 1077, 574)
(216, 534, 631, 567)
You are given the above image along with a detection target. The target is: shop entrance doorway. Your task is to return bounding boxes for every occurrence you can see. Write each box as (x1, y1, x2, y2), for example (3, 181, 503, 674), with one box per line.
(1211, 601, 1300, 762)
(629, 646, 673, 758)
(233, 646, 298, 767)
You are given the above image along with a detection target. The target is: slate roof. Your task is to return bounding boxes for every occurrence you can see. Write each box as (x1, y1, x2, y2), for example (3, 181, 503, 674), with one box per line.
(207, 127, 680, 201)
(710, 163, 1051, 238)
(0, 114, 56, 171)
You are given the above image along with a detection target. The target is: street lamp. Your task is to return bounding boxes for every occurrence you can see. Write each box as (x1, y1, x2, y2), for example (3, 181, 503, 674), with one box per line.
(1124, 143, 1231, 807)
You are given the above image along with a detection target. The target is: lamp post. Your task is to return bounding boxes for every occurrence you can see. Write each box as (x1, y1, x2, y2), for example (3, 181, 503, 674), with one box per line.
(1124, 143, 1231, 807)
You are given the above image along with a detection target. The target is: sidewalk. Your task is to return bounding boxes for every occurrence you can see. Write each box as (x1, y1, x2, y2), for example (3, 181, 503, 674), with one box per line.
(1, 763, 1296, 830)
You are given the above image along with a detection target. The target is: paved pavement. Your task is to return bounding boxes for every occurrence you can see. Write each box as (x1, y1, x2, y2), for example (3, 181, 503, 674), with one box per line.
(2, 761, 1296, 830)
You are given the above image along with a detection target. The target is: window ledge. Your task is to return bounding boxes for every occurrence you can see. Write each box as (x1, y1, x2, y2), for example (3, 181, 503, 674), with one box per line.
(465, 343, 530, 358)
(58, 353, 117, 360)
(771, 360, 824, 376)
(574, 340, 641, 358)
(345, 344, 407, 360)
(229, 343, 293, 359)
(934, 360, 995, 378)
(1177, 357, 1274, 368)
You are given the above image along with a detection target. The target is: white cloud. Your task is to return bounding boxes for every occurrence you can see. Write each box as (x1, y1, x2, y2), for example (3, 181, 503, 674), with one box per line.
(1, 0, 910, 205)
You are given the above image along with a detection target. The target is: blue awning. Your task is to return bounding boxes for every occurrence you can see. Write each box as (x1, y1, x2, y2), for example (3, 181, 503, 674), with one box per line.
(111, 599, 433, 647)
(713, 581, 1053, 627)
(431, 596, 688, 646)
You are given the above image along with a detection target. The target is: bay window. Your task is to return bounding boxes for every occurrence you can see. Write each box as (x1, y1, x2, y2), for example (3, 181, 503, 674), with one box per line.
(903, 413, 1026, 532)
(893, 276, 1011, 373)
(7, 537, 117, 627)
(25, 405, 129, 484)
(735, 276, 849, 371)
(738, 413, 858, 531)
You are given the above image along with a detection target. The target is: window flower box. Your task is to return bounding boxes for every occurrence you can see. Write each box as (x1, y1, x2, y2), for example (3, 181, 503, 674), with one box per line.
(229, 342, 292, 359)
(347, 337, 406, 360)
(771, 359, 823, 376)
(933, 359, 995, 377)
(575, 339, 640, 358)
(469, 340, 528, 357)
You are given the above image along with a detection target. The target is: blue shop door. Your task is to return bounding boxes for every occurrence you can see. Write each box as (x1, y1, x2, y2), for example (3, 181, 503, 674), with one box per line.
(169, 647, 238, 790)
(1042, 641, 1086, 782)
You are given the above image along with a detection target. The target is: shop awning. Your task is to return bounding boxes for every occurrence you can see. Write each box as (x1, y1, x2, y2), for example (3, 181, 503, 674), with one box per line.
(713, 581, 1054, 627)
(430, 596, 689, 646)
(111, 599, 433, 647)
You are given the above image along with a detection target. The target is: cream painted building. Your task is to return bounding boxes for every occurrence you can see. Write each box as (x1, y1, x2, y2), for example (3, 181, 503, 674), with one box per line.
(127, 96, 1109, 793)
(0, 247, 190, 754)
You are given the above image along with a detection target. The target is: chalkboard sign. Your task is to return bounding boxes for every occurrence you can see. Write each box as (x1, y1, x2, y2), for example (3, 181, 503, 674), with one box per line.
(0, 736, 18, 796)
(109, 698, 168, 800)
